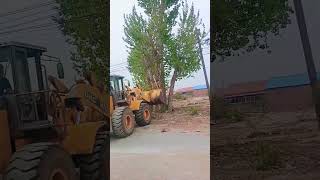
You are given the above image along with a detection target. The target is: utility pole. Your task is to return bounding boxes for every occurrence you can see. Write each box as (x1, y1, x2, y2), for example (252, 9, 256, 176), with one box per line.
(293, 0, 320, 130)
(196, 29, 210, 98)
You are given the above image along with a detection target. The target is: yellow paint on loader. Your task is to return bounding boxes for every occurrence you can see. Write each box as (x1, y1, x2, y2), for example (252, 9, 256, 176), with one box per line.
(62, 121, 106, 154)
(129, 100, 143, 111)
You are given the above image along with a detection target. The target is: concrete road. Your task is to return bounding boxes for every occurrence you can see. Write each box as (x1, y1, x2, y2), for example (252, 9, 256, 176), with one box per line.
(110, 127, 210, 180)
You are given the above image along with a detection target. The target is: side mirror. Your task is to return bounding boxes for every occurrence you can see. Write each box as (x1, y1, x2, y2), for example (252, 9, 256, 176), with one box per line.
(57, 62, 64, 79)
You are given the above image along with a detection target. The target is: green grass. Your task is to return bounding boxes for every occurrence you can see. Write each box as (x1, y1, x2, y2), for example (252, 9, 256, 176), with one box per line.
(224, 110, 244, 122)
(187, 106, 199, 115)
(174, 92, 187, 100)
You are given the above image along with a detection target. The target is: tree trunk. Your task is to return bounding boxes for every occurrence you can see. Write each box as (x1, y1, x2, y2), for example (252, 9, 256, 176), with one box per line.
(294, 0, 320, 130)
(160, 86, 168, 112)
(167, 70, 177, 112)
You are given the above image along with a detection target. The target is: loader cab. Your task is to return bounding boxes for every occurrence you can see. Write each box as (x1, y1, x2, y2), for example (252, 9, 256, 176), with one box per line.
(110, 75, 125, 103)
(0, 42, 63, 136)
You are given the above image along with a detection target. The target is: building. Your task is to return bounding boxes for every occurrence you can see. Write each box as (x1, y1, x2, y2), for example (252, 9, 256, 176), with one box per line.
(175, 85, 208, 97)
(215, 73, 320, 112)
(215, 81, 267, 112)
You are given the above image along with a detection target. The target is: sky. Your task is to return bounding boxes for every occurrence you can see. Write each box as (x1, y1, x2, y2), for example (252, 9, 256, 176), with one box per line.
(212, 0, 320, 89)
(0, 0, 77, 87)
(110, 0, 210, 90)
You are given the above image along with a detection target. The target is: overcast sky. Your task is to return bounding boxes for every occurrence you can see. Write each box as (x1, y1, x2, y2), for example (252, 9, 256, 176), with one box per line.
(110, 0, 210, 90)
(0, 0, 77, 86)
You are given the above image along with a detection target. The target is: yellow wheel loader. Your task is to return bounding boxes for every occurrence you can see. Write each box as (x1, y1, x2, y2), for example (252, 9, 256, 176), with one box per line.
(110, 75, 165, 136)
(0, 42, 109, 180)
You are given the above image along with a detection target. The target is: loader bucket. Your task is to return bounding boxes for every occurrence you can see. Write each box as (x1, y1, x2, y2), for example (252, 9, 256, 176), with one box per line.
(149, 89, 166, 105)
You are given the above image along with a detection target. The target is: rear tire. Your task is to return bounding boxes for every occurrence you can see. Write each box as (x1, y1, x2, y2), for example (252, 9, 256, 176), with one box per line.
(78, 131, 108, 180)
(111, 107, 135, 138)
(134, 103, 152, 126)
(4, 143, 77, 180)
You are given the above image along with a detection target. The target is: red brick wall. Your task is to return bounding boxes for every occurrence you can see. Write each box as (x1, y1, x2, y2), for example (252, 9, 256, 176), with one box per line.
(265, 85, 313, 112)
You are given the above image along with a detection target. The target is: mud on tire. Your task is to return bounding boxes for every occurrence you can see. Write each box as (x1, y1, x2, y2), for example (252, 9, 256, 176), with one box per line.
(134, 103, 152, 126)
(111, 107, 135, 138)
(4, 143, 77, 180)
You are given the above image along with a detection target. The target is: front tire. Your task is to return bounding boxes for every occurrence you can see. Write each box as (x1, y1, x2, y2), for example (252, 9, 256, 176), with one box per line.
(4, 143, 77, 180)
(134, 103, 152, 126)
(111, 107, 135, 138)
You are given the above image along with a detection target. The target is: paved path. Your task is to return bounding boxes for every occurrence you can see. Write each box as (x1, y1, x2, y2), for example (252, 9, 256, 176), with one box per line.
(110, 128, 210, 180)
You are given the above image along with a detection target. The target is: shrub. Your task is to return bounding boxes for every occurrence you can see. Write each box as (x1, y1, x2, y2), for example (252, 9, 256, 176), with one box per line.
(188, 106, 199, 115)
(224, 109, 244, 122)
(174, 92, 187, 100)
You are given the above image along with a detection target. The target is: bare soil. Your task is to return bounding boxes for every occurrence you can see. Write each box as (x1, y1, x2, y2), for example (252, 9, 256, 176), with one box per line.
(146, 96, 210, 135)
(212, 109, 320, 180)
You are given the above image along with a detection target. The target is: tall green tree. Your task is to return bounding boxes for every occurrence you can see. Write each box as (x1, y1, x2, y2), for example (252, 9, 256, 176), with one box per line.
(166, 1, 207, 110)
(124, 0, 207, 111)
(54, 0, 109, 84)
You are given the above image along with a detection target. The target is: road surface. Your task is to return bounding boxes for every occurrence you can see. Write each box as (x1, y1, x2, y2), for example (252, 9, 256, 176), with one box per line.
(110, 127, 210, 180)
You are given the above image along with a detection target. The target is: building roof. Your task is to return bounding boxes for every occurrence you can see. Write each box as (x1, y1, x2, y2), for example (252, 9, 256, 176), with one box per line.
(266, 73, 320, 89)
(110, 74, 124, 79)
(192, 84, 208, 90)
(215, 72, 320, 97)
(218, 80, 267, 97)
(175, 84, 208, 93)
(176, 87, 193, 93)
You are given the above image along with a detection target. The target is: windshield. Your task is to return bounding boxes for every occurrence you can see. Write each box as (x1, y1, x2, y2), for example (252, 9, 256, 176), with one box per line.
(0, 48, 14, 94)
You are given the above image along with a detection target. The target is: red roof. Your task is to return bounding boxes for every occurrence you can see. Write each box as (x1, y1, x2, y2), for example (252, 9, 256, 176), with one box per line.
(215, 80, 267, 97)
(176, 87, 193, 93)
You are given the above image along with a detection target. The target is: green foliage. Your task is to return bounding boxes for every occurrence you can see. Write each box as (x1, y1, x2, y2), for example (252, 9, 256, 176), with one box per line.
(174, 92, 187, 100)
(224, 109, 244, 122)
(168, 1, 207, 80)
(212, 0, 293, 60)
(123, 6, 156, 90)
(54, 0, 109, 84)
(188, 106, 199, 116)
(124, 0, 207, 92)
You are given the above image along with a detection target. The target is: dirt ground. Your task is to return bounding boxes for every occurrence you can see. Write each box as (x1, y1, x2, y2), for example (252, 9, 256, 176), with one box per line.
(212, 109, 320, 180)
(144, 96, 210, 135)
(110, 96, 210, 180)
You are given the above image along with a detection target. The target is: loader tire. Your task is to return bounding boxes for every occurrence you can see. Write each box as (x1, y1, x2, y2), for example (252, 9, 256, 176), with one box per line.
(111, 106, 135, 138)
(78, 131, 108, 180)
(134, 103, 152, 126)
(4, 143, 77, 180)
